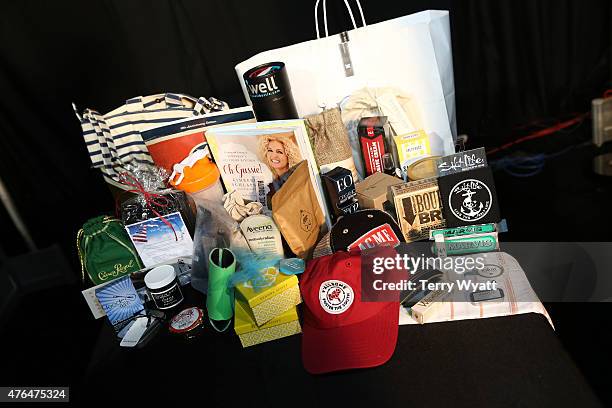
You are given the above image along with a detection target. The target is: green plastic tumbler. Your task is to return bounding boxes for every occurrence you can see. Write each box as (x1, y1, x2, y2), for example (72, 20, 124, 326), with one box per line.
(206, 248, 236, 325)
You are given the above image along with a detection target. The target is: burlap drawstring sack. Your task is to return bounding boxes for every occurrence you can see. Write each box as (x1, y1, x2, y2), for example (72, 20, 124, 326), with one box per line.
(304, 108, 359, 181)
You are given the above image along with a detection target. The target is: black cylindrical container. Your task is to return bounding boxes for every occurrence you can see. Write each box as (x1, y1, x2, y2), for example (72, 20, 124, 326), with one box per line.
(144, 265, 184, 310)
(243, 62, 298, 121)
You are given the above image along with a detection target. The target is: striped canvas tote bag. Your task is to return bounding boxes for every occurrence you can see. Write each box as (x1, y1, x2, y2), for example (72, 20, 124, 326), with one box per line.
(75, 93, 228, 185)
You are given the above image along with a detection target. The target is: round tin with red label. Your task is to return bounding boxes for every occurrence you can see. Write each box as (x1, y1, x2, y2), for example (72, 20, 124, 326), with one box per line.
(169, 307, 204, 339)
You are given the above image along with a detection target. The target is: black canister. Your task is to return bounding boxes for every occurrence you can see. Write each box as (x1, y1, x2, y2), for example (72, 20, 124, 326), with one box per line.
(243, 62, 298, 121)
(144, 265, 184, 311)
(321, 167, 358, 223)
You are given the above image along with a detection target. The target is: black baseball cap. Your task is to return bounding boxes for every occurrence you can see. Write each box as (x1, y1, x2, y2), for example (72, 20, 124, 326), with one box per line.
(313, 209, 405, 258)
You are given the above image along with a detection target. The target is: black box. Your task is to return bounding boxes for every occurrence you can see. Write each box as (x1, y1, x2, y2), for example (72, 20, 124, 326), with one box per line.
(438, 167, 501, 227)
(321, 167, 358, 223)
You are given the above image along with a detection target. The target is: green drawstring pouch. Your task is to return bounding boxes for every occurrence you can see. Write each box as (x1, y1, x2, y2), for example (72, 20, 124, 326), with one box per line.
(77, 216, 143, 285)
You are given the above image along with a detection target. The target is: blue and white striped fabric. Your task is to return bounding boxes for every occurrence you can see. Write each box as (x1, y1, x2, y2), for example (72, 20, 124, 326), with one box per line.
(75, 93, 228, 184)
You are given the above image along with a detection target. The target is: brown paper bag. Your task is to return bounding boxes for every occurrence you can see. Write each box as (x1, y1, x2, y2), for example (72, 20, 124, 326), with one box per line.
(272, 161, 325, 259)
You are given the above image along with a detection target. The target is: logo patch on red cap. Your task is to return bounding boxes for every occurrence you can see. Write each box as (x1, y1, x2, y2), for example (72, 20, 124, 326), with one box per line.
(347, 223, 400, 251)
(319, 280, 354, 314)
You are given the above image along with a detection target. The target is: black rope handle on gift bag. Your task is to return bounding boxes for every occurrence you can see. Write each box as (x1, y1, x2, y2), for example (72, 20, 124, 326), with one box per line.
(315, 0, 366, 39)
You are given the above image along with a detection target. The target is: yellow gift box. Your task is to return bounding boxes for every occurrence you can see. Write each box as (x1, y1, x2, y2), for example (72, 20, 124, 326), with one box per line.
(235, 268, 302, 326)
(234, 298, 301, 348)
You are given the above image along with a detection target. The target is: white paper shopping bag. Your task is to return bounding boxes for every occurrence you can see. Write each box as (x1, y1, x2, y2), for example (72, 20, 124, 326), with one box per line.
(236, 3, 457, 176)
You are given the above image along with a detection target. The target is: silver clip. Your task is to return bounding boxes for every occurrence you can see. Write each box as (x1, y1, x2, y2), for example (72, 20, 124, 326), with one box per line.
(339, 31, 354, 77)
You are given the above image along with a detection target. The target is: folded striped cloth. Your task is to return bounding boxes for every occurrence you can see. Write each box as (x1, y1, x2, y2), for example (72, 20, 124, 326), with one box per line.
(74, 93, 228, 185)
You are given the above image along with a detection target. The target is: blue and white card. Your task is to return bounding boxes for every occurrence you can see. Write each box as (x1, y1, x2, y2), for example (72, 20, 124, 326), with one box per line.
(125, 211, 193, 267)
(95, 276, 144, 327)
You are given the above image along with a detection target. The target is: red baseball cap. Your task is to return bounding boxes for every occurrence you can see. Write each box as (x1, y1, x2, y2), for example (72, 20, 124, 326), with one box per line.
(300, 249, 399, 374)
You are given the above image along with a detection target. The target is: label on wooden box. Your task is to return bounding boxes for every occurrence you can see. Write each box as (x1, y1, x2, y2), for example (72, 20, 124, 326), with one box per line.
(389, 178, 445, 242)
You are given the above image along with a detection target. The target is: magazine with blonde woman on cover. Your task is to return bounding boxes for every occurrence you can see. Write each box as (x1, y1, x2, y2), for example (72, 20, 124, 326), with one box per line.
(205, 120, 331, 228)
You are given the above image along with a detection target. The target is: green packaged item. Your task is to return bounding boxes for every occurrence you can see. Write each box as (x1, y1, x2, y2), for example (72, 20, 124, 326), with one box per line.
(432, 233, 499, 256)
(430, 223, 496, 239)
(430, 220, 507, 240)
(206, 248, 236, 331)
(77, 216, 143, 285)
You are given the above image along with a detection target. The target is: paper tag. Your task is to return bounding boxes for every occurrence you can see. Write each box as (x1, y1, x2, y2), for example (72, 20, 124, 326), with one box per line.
(125, 212, 193, 268)
(120, 316, 149, 348)
(434, 234, 447, 258)
(81, 287, 106, 319)
(394, 131, 431, 175)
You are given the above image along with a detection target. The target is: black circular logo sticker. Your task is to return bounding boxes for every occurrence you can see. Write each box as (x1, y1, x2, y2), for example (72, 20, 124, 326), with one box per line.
(448, 179, 492, 222)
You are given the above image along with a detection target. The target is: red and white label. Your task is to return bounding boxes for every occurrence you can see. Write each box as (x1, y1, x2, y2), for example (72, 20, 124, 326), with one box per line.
(169, 307, 202, 333)
(347, 223, 400, 252)
(360, 126, 385, 175)
(319, 280, 354, 315)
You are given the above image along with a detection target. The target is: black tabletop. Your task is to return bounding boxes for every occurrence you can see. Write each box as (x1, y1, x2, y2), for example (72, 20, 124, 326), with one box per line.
(81, 301, 601, 407)
(3, 127, 609, 406)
